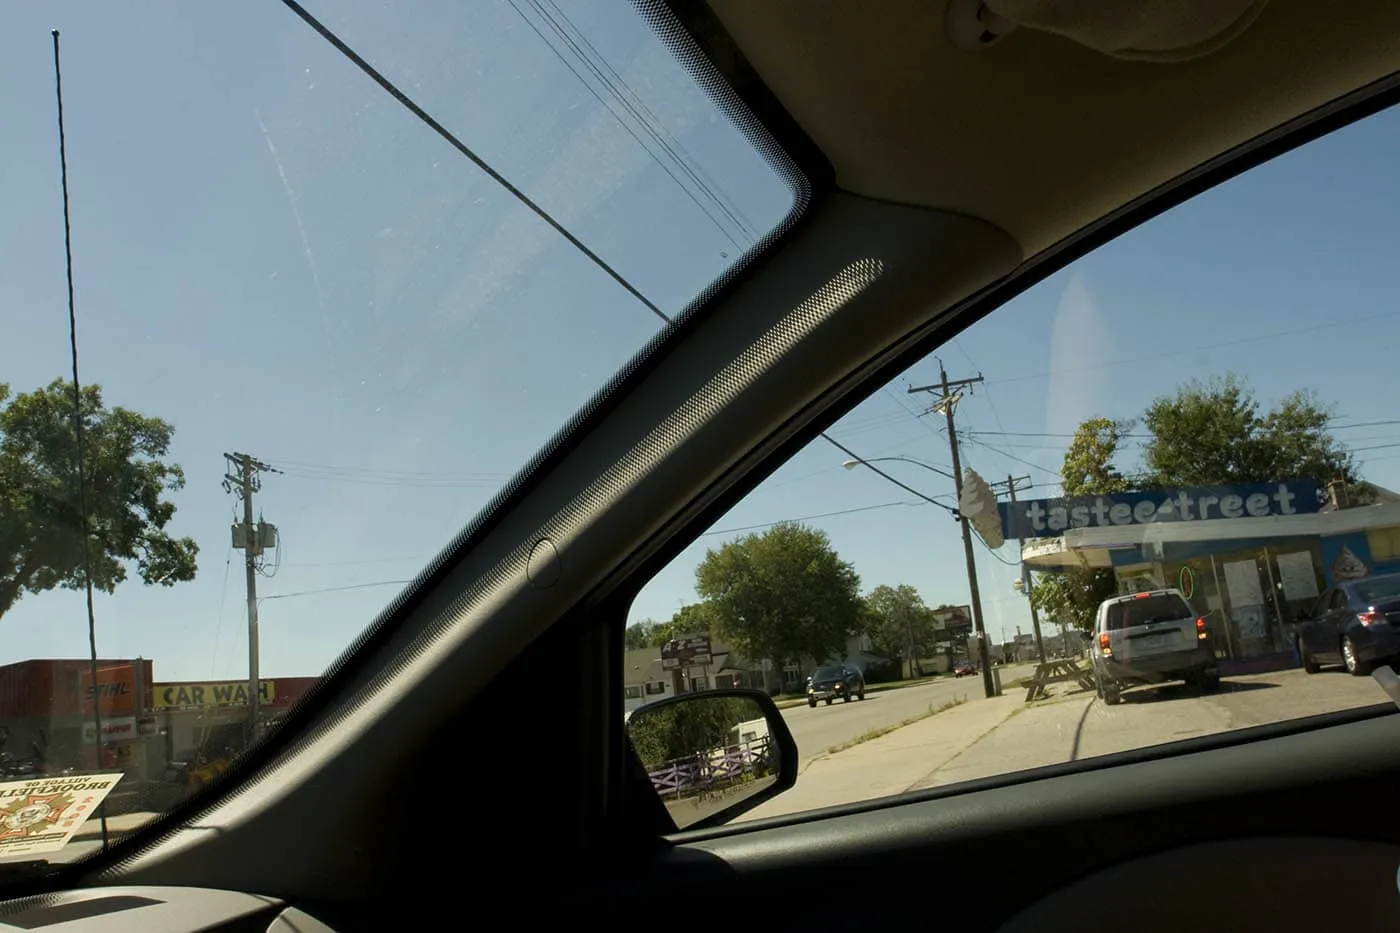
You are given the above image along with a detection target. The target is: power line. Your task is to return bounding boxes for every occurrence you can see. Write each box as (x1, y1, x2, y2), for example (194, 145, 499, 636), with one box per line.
(512, 0, 755, 247)
(262, 579, 416, 601)
(280, 0, 671, 326)
(702, 499, 930, 538)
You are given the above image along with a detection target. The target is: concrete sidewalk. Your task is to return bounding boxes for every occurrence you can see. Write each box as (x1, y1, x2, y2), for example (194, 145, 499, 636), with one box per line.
(736, 690, 1030, 822)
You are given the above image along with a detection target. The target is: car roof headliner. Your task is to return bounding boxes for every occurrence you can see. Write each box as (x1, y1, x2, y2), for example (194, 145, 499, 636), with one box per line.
(707, 0, 1400, 256)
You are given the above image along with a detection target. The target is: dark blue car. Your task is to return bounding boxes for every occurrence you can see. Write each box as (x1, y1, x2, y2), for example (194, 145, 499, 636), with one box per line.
(1296, 573, 1400, 676)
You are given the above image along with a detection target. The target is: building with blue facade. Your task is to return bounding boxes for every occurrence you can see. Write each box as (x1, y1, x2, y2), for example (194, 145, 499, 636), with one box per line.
(1009, 480, 1400, 671)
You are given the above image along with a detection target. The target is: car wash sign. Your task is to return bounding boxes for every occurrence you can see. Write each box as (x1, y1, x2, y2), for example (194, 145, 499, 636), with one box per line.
(998, 480, 1321, 539)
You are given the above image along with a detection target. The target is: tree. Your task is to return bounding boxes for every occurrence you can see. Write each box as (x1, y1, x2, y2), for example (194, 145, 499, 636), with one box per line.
(863, 584, 939, 676)
(1140, 374, 1354, 490)
(624, 620, 661, 651)
(627, 695, 754, 769)
(695, 522, 862, 667)
(0, 379, 199, 618)
(624, 603, 716, 651)
(1059, 417, 1133, 496)
(1028, 417, 1127, 633)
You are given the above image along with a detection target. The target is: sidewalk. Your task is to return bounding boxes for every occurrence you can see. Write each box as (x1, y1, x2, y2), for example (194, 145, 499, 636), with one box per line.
(736, 691, 1030, 821)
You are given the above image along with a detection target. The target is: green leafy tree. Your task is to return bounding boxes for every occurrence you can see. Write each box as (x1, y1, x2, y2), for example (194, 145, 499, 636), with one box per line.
(624, 619, 661, 651)
(1140, 373, 1354, 490)
(695, 522, 862, 667)
(863, 584, 939, 675)
(0, 379, 199, 618)
(628, 696, 755, 768)
(1029, 417, 1128, 633)
(625, 603, 716, 652)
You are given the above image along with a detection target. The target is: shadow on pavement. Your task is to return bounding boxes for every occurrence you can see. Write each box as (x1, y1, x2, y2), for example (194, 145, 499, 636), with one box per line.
(1121, 680, 1280, 703)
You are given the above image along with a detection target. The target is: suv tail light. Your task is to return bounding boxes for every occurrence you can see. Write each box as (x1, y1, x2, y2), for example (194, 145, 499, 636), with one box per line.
(1196, 616, 1208, 640)
(1098, 632, 1111, 656)
(1358, 610, 1384, 626)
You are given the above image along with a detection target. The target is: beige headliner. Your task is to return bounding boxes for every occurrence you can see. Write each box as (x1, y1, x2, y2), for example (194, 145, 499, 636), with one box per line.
(709, 0, 1400, 256)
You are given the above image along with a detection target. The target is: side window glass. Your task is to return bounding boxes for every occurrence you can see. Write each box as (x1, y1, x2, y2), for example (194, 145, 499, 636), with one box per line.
(629, 98, 1399, 825)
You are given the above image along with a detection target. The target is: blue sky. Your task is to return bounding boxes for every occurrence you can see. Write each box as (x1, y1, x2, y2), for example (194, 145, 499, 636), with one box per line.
(5, 3, 1400, 680)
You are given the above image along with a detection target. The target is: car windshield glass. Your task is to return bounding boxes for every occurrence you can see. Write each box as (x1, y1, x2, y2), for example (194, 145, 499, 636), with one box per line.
(2, 1, 799, 869)
(1107, 596, 1193, 631)
(813, 667, 845, 680)
(1353, 577, 1400, 603)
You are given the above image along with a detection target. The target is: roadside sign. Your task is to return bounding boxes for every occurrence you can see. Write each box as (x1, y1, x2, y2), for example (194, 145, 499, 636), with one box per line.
(660, 634, 712, 668)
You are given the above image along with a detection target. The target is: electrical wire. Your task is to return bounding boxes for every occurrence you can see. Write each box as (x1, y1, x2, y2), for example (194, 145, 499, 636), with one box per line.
(508, 0, 751, 249)
(280, 0, 672, 326)
(209, 547, 234, 679)
(702, 499, 933, 537)
(261, 579, 416, 601)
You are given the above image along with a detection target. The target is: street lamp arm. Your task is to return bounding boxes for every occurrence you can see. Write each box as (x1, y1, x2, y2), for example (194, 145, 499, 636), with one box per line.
(824, 439, 960, 517)
(842, 454, 956, 480)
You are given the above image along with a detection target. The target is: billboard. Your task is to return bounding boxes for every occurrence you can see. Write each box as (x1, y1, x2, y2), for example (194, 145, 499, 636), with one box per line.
(997, 480, 1321, 540)
(660, 634, 712, 671)
(932, 606, 973, 637)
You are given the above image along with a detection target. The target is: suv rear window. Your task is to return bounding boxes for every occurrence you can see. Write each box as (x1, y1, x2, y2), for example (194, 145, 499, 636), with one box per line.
(1353, 576, 1400, 603)
(1106, 594, 1194, 631)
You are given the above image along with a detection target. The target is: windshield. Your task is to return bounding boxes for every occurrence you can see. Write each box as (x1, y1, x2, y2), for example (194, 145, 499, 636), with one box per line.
(2, 1, 800, 866)
(1105, 595, 1194, 631)
(1352, 576, 1400, 604)
(812, 667, 846, 680)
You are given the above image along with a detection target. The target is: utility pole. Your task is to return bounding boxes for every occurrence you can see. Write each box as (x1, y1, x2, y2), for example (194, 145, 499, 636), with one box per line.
(908, 362, 995, 699)
(224, 453, 279, 744)
(996, 474, 1047, 665)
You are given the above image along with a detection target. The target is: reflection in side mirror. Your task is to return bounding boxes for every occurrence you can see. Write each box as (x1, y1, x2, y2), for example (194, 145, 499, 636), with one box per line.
(626, 688, 797, 831)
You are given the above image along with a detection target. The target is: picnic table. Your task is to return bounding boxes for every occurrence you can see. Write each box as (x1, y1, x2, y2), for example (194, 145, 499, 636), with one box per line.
(1023, 657, 1097, 702)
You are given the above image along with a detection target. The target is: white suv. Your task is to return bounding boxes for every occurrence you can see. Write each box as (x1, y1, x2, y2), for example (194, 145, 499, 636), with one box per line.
(1091, 588, 1221, 705)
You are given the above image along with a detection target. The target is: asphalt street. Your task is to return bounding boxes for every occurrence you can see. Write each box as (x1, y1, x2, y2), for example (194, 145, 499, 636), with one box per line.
(780, 665, 1034, 768)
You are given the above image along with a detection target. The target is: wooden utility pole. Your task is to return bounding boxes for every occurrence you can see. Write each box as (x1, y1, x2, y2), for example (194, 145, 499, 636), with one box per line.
(908, 362, 995, 699)
(224, 453, 279, 743)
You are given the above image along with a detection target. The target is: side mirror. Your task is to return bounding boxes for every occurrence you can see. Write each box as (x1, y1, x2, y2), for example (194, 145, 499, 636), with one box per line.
(625, 688, 797, 831)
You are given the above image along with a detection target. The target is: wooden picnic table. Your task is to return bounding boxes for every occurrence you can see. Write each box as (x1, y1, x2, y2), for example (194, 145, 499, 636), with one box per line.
(1024, 657, 1097, 702)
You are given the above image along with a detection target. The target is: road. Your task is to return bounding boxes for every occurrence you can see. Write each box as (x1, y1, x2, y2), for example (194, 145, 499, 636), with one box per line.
(780, 665, 1033, 768)
(746, 664, 1396, 823)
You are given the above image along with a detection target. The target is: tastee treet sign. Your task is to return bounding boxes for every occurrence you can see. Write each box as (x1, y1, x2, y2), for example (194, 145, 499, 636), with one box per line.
(997, 480, 1321, 540)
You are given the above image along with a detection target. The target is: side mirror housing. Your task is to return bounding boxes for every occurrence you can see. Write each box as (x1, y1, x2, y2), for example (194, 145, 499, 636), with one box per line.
(625, 688, 797, 831)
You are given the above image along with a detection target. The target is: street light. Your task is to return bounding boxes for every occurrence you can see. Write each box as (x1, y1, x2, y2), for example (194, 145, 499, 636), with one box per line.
(841, 454, 996, 699)
(842, 455, 957, 480)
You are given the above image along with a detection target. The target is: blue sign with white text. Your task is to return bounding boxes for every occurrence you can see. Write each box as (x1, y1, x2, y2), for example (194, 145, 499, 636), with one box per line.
(998, 480, 1322, 540)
